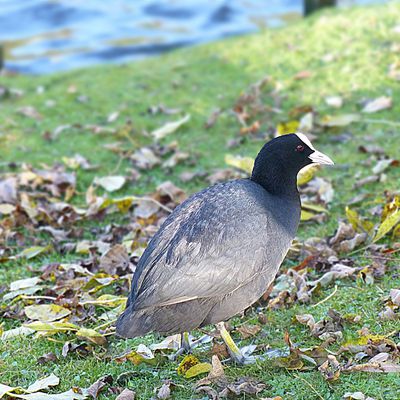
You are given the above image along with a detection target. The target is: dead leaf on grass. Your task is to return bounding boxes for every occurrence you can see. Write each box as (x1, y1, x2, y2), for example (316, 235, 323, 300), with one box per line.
(87, 375, 113, 399)
(236, 324, 261, 339)
(151, 114, 190, 141)
(115, 389, 135, 400)
(94, 176, 126, 192)
(24, 304, 71, 322)
(17, 106, 42, 120)
(362, 96, 392, 113)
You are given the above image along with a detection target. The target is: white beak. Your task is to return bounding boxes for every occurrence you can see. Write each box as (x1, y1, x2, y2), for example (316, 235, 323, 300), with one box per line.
(309, 150, 334, 165)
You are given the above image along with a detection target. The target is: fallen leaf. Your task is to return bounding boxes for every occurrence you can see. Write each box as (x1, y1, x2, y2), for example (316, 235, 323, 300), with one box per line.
(10, 277, 41, 291)
(37, 352, 58, 365)
(373, 209, 400, 242)
(1, 326, 35, 340)
(18, 245, 52, 260)
(107, 111, 120, 123)
(134, 199, 160, 219)
(319, 114, 360, 127)
(27, 374, 60, 393)
(0, 177, 17, 203)
(116, 389, 135, 400)
(219, 377, 266, 397)
(24, 304, 71, 322)
(390, 289, 400, 306)
(325, 96, 343, 108)
(98, 244, 130, 275)
(130, 147, 161, 170)
(177, 355, 200, 376)
(297, 164, 319, 186)
(87, 375, 113, 399)
(344, 362, 400, 373)
(18, 106, 42, 120)
(318, 355, 341, 381)
(372, 159, 397, 174)
(151, 114, 190, 140)
(204, 109, 221, 129)
(76, 328, 107, 346)
(115, 344, 157, 366)
(294, 70, 312, 80)
(343, 392, 376, 400)
(362, 96, 392, 113)
(237, 324, 261, 339)
(196, 355, 227, 387)
(156, 381, 172, 399)
(224, 154, 254, 174)
(24, 321, 79, 333)
(94, 176, 126, 192)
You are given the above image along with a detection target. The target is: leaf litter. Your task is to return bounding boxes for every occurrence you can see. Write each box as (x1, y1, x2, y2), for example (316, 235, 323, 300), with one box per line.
(2, 75, 400, 398)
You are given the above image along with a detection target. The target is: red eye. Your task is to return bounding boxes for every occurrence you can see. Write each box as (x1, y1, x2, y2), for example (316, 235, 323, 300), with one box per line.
(296, 145, 304, 152)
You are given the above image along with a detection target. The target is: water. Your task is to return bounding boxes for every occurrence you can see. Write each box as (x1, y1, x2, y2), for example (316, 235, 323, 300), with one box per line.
(0, 0, 386, 74)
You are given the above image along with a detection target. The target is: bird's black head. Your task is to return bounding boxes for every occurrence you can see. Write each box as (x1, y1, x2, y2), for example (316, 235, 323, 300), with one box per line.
(251, 133, 334, 196)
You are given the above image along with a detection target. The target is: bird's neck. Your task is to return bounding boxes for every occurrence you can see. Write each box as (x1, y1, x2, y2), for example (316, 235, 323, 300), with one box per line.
(250, 155, 299, 198)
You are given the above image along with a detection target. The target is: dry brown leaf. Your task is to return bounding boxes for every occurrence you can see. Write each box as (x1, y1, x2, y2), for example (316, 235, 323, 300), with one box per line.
(99, 244, 130, 275)
(116, 389, 135, 400)
(87, 375, 113, 399)
(236, 324, 261, 339)
(318, 354, 341, 381)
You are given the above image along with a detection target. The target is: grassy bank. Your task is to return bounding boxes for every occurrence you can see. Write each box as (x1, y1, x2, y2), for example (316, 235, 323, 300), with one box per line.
(1, 2, 400, 399)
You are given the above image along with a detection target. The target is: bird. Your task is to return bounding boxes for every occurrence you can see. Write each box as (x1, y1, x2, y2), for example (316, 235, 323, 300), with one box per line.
(116, 133, 334, 364)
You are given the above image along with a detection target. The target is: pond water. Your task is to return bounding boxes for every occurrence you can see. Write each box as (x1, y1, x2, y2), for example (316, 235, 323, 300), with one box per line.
(0, 0, 386, 74)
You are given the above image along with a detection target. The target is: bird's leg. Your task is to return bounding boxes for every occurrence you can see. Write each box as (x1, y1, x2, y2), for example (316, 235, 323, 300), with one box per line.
(216, 322, 256, 365)
(170, 332, 213, 360)
(181, 331, 191, 352)
(216, 321, 246, 364)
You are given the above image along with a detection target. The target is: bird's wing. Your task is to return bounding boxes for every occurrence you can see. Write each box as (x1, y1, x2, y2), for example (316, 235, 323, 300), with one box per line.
(130, 181, 296, 310)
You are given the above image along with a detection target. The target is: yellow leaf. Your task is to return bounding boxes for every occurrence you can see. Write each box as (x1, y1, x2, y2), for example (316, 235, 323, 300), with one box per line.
(24, 304, 71, 322)
(177, 354, 199, 375)
(297, 165, 319, 186)
(76, 328, 107, 345)
(276, 120, 300, 135)
(373, 209, 400, 242)
(346, 206, 374, 234)
(224, 154, 254, 174)
(300, 210, 315, 221)
(302, 203, 328, 213)
(185, 362, 212, 378)
(24, 321, 79, 333)
(79, 294, 127, 307)
(18, 245, 51, 260)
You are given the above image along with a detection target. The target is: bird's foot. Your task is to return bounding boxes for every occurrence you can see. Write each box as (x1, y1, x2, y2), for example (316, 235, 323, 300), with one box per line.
(169, 332, 212, 361)
(216, 322, 260, 365)
(225, 344, 258, 365)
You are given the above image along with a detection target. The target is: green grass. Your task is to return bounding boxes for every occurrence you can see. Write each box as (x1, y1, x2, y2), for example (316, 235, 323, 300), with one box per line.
(1, 2, 400, 399)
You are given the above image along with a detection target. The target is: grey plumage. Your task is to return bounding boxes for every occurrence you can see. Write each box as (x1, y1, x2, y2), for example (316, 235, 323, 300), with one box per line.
(117, 179, 299, 337)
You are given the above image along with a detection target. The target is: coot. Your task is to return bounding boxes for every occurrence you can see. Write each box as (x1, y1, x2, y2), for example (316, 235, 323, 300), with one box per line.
(117, 133, 333, 363)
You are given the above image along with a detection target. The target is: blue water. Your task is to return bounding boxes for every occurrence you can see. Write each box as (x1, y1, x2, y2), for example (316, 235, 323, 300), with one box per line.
(0, 0, 386, 74)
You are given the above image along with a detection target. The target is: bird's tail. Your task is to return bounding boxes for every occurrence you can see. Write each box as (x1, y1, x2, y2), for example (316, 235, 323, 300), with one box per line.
(115, 306, 153, 338)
